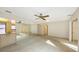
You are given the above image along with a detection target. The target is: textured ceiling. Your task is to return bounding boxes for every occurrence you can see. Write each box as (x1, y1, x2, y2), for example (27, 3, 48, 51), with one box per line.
(0, 7, 77, 24)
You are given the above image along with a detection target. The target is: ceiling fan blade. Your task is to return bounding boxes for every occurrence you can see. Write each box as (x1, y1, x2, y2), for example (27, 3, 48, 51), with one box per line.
(35, 15, 41, 18)
(35, 18, 40, 20)
(42, 18, 46, 20)
(43, 15, 49, 17)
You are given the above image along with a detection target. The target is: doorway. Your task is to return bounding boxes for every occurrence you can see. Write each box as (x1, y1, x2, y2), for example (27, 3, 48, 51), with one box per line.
(72, 18, 78, 42)
(38, 23, 48, 36)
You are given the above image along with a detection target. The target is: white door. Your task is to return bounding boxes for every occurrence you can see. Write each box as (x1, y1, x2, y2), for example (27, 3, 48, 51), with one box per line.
(0, 23, 6, 34)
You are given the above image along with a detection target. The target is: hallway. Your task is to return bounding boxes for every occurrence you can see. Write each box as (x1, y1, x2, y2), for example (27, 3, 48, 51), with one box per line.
(0, 34, 77, 52)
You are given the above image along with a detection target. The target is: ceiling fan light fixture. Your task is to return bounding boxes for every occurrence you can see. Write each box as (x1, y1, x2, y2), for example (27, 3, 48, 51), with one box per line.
(34, 13, 49, 21)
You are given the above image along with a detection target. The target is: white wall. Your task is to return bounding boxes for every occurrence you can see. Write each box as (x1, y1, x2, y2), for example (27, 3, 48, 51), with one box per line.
(47, 20, 69, 38)
(30, 24, 38, 34)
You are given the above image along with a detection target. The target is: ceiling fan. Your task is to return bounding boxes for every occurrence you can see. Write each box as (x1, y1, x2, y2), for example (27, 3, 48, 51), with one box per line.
(34, 13, 49, 20)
